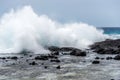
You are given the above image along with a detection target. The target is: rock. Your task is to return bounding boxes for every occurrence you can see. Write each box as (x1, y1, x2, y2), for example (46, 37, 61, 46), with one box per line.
(35, 55, 48, 60)
(95, 57, 100, 59)
(70, 49, 86, 56)
(91, 39, 120, 49)
(20, 57, 24, 58)
(52, 51, 59, 55)
(94, 48, 117, 54)
(118, 45, 120, 48)
(44, 66, 48, 69)
(90, 39, 120, 54)
(47, 54, 58, 59)
(50, 59, 60, 63)
(7, 57, 11, 59)
(29, 55, 32, 57)
(56, 65, 61, 69)
(114, 55, 120, 60)
(12, 63, 16, 65)
(1, 57, 6, 60)
(11, 56, 18, 60)
(41, 63, 44, 65)
(47, 46, 60, 51)
(106, 57, 113, 60)
(26, 59, 29, 62)
(29, 61, 37, 65)
(92, 60, 100, 64)
(101, 58, 105, 60)
(60, 47, 75, 51)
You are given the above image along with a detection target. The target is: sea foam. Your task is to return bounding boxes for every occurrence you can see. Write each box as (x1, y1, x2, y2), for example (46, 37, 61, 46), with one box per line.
(0, 6, 108, 53)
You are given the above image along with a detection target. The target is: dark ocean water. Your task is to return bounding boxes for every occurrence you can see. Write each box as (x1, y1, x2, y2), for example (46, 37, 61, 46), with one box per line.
(101, 27, 120, 34)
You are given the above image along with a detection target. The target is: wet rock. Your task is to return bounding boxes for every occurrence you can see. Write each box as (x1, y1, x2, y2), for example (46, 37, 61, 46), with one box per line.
(70, 49, 86, 56)
(41, 63, 44, 65)
(26, 59, 29, 62)
(90, 39, 120, 54)
(101, 58, 105, 60)
(106, 57, 113, 60)
(29, 61, 37, 65)
(47, 46, 60, 51)
(91, 39, 120, 49)
(29, 55, 32, 57)
(35, 55, 48, 60)
(5, 60, 8, 62)
(51, 51, 59, 55)
(12, 63, 16, 65)
(7, 57, 11, 59)
(82, 61, 86, 63)
(20, 57, 24, 58)
(56, 65, 61, 69)
(118, 45, 120, 48)
(114, 55, 120, 60)
(60, 47, 75, 51)
(11, 56, 18, 60)
(50, 59, 60, 63)
(95, 57, 100, 59)
(44, 66, 48, 69)
(47, 54, 58, 59)
(94, 48, 117, 54)
(1, 57, 6, 60)
(92, 60, 100, 64)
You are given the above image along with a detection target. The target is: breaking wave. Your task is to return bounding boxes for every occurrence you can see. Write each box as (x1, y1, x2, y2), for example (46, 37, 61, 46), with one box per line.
(0, 6, 109, 53)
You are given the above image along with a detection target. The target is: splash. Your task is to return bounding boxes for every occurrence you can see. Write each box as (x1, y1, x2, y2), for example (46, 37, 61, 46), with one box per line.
(0, 6, 108, 53)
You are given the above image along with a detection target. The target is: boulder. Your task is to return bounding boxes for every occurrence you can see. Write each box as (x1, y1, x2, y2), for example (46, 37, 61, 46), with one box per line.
(91, 39, 120, 54)
(56, 65, 61, 69)
(114, 55, 120, 60)
(35, 55, 48, 60)
(70, 49, 86, 56)
(92, 60, 100, 64)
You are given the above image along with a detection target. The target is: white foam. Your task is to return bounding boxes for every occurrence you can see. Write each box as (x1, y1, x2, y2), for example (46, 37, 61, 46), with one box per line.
(0, 6, 108, 53)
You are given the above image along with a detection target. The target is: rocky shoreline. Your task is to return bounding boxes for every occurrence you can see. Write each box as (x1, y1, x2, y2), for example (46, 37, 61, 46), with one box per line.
(0, 39, 120, 80)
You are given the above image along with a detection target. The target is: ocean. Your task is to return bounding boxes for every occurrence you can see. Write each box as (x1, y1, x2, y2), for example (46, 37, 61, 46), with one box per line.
(101, 27, 120, 34)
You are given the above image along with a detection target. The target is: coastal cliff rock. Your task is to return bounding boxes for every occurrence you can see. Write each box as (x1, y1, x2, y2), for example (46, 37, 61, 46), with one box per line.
(90, 39, 120, 54)
(47, 46, 87, 57)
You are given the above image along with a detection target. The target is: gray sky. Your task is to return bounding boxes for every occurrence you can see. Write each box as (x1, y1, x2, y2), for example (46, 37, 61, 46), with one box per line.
(0, 0, 120, 27)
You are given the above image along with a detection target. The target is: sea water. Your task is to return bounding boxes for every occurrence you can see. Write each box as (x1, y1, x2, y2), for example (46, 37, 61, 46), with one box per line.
(102, 27, 120, 34)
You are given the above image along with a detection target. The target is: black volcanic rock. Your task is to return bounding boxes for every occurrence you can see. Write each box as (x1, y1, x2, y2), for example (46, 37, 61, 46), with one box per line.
(60, 47, 76, 51)
(47, 46, 60, 52)
(29, 61, 37, 65)
(10, 56, 18, 60)
(51, 51, 59, 55)
(44, 66, 48, 69)
(35, 55, 48, 60)
(56, 65, 61, 69)
(106, 57, 113, 60)
(50, 59, 60, 63)
(114, 55, 120, 60)
(95, 57, 100, 59)
(70, 49, 86, 56)
(47, 54, 58, 59)
(92, 60, 100, 64)
(1, 57, 6, 60)
(90, 39, 120, 54)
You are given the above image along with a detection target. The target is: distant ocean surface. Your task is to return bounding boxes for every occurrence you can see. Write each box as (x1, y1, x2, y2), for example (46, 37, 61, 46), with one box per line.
(101, 27, 120, 34)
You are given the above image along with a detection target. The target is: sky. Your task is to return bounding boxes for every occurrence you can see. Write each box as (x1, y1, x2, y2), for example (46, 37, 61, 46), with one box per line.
(0, 0, 120, 27)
